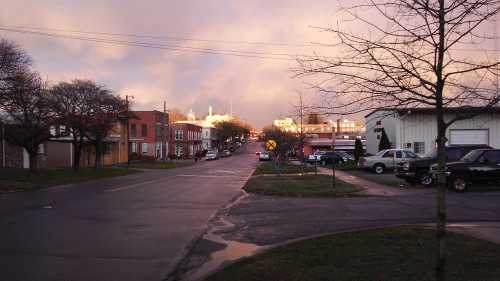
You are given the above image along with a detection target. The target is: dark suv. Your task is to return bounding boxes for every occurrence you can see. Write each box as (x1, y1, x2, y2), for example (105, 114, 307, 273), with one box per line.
(319, 152, 344, 166)
(430, 149, 500, 191)
(396, 145, 492, 186)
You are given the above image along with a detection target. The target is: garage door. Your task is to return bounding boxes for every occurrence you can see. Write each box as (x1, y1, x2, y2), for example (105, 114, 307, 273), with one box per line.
(449, 129, 489, 145)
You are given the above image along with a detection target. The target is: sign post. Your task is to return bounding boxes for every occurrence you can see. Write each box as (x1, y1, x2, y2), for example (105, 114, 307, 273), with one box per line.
(266, 140, 280, 175)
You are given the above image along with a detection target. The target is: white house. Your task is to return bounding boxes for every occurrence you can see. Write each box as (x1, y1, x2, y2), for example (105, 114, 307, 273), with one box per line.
(365, 107, 500, 155)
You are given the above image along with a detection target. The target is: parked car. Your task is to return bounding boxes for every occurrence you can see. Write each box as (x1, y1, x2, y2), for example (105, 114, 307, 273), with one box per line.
(307, 151, 326, 163)
(430, 149, 500, 191)
(259, 151, 271, 161)
(396, 144, 492, 186)
(319, 152, 344, 166)
(222, 149, 232, 157)
(205, 150, 219, 160)
(336, 151, 356, 162)
(358, 149, 418, 174)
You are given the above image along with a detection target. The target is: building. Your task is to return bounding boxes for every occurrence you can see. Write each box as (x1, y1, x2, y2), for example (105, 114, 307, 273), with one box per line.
(303, 138, 366, 156)
(0, 120, 129, 169)
(170, 122, 203, 159)
(273, 118, 365, 139)
(273, 118, 297, 133)
(202, 127, 218, 151)
(365, 107, 500, 155)
(129, 111, 169, 160)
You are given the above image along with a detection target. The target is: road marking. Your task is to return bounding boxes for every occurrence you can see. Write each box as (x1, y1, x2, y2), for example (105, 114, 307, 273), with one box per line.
(176, 174, 247, 179)
(104, 178, 168, 193)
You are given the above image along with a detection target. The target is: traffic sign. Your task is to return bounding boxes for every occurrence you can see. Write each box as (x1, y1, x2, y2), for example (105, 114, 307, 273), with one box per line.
(266, 139, 277, 151)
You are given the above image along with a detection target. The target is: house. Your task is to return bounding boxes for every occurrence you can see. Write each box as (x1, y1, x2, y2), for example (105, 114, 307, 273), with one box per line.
(365, 107, 500, 155)
(170, 122, 202, 159)
(202, 127, 218, 151)
(129, 111, 169, 160)
(0, 120, 129, 169)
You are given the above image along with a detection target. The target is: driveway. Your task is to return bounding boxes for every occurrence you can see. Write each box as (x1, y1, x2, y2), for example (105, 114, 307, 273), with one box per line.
(0, 143, 258, 281)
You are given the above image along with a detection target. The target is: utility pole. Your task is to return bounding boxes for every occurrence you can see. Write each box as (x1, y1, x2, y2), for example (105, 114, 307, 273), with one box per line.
(125, 95, 134, 166)
(163, 101, 168, 161)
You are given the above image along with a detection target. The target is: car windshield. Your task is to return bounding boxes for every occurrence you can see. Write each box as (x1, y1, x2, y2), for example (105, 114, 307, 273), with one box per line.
(461, 150, 484, 162)
(375, 150, 386, 157)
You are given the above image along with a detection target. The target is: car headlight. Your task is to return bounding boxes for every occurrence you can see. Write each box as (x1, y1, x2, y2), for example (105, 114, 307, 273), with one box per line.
(402, 162, 410, 171)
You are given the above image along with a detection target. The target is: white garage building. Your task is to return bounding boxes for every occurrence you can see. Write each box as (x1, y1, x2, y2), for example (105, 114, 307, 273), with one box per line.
(365, 107, 500, 155)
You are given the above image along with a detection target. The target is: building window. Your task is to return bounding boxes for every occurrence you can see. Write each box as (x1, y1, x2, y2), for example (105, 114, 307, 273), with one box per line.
(376, 120, 382, 125)
(406, 143, 412, 149)
(131, 124, 137, 137)
(175, 144, 183, 156)
(131, 142, 137, 153)
(414, 142, 425, 154)
(141, 124, 148, 137)
(175, 130, 183, 140)
(142, 143, 148, 154)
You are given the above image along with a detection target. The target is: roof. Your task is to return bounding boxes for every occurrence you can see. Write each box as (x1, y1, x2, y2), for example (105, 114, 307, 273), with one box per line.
(365, 106, 500, 118)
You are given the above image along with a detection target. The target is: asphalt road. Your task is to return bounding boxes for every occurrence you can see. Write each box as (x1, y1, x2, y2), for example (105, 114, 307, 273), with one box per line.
(0, 142, 259, 281)
(223, 189, 500, 245)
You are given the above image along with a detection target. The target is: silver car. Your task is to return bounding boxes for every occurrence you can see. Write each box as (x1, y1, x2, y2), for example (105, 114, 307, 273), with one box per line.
(358, 149, 418, 174)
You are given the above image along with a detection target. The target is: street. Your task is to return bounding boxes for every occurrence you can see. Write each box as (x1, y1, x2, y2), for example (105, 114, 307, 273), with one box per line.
(0, 143, 259, 281)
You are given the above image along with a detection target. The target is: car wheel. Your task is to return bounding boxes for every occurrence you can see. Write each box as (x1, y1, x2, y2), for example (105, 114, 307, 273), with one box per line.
(451, 177, 468, 192)
(418, 171, 433, 186)
(373, 164, 385, 174)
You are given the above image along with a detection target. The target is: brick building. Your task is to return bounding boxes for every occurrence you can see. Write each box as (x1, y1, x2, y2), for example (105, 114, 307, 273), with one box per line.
(129, 111, 169, 160)
(170, 122, 202, 159)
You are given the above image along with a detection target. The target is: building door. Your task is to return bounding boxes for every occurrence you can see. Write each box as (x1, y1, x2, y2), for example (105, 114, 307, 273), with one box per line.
(449, 129, 489, 145)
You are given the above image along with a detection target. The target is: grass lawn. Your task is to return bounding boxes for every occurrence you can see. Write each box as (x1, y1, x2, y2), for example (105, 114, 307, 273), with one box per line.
(245, 174, 361, 197)
(128, 160, 194, 170)
(0, 167, 141, 192)
(206, 227, 500, 281)
(254, 161, 316, 175)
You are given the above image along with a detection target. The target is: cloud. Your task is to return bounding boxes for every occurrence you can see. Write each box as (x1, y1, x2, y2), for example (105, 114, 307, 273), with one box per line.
(0, 0, 344, 127)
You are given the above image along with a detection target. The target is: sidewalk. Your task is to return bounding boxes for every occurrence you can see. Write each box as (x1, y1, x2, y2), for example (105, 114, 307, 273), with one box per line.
(316, 167, 430, 196)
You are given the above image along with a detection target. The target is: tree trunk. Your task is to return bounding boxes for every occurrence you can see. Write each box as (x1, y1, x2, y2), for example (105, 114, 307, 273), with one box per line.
(435, 109, 448, 281)
(73, 143, 82, 171)
(435, 2, 447, 280)
(28, 152, 38, 174)
(94, 143, 102, 169)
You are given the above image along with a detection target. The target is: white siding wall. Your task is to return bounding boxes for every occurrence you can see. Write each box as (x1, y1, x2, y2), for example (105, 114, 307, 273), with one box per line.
(365, 110, 398, 155)
(397, 112, 500, 154)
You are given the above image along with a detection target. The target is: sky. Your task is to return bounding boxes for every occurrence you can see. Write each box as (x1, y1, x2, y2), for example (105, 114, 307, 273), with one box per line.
(0, 0, 346, 128)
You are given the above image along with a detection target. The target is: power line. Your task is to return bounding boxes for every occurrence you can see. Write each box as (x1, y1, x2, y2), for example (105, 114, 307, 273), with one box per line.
(0, 25, 311, 48)
(0, 27, 298, 61)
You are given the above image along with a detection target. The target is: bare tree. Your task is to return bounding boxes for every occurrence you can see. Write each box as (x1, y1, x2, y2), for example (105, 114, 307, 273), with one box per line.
(296, 1, 500, 280)
(0, 71, 54, 173)
(51, 80, 100, 171)
(85, 89, 126, 169)
(0, 39, 32, 98)
(289, 91, 308, 165)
